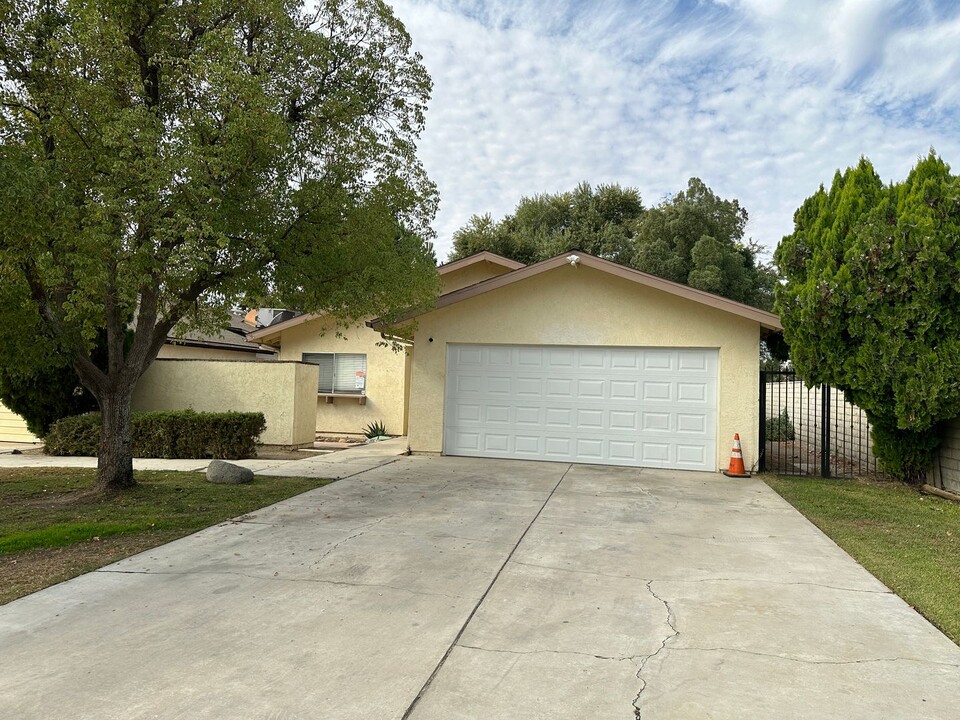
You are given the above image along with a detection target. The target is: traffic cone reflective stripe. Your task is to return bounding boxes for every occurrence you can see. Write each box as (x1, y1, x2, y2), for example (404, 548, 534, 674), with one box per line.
(722, 433, 751, 478)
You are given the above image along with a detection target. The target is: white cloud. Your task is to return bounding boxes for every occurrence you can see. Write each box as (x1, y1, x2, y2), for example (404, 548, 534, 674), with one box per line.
(390, 0, 960, 260)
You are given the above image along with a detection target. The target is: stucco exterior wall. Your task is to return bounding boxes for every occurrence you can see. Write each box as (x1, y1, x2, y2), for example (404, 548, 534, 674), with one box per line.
(0, 401, 39, 443)
(931, 419, 960, 495)
(441, 261, 515, 293)
(132, 360, 318, 446)
(158, 344, 268, 361)
(275, 318, 409, 436)
(407, 264, 761, 470)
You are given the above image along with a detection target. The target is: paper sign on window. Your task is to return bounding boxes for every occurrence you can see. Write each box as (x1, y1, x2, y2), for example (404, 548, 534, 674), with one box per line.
(355, 369, 366, 390)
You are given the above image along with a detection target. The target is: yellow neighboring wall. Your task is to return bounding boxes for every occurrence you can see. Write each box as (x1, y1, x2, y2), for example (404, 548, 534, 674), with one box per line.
(133, 360, 318, 446)
(275, 318, 410, 437)
(0, 401, 40, 443)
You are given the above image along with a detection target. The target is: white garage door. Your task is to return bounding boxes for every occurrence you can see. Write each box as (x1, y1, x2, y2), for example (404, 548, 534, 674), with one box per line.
(444, 344, 718, 471)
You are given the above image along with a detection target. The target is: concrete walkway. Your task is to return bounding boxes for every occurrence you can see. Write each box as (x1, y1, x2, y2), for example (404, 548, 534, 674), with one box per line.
(1, 457, 958, 719)
(0, 436, 409, 478)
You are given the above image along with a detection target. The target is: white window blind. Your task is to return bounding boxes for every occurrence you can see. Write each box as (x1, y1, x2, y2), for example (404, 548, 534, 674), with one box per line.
(302, 353, 367, 394)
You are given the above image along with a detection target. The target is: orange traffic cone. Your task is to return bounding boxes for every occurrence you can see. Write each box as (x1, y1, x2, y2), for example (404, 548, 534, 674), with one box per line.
(722, 433, 751, 478)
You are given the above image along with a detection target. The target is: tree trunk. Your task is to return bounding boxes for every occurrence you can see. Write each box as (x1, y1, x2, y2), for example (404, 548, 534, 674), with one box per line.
(96, 388, 136, 492)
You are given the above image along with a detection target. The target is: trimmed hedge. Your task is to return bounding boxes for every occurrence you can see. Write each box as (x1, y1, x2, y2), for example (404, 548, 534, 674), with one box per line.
(765, 409, 796, 442)
(45, 410, 266, 459)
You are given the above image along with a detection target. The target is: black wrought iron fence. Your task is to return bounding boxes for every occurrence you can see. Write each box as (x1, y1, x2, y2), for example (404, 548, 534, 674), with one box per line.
(759, 370, 887, 478)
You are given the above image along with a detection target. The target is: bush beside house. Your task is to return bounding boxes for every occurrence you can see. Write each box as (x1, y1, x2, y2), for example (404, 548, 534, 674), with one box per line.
(46, 411, 266, 460)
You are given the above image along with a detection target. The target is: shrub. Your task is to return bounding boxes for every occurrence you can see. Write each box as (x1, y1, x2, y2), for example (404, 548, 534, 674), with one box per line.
(765, 410, 796, 442)
(44, 413, 101, 456)
(363, 420, 387, 439)
(45, 410, 266, 459)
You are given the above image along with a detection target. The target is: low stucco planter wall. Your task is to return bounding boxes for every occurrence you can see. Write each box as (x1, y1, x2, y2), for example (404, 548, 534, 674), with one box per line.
(132, 359, 318, 446)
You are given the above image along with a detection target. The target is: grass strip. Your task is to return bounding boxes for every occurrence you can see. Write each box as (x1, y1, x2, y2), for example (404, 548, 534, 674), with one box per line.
(0, 468, 333, 604)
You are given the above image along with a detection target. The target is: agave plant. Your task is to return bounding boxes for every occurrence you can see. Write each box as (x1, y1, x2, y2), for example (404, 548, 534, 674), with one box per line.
(363, 420, 388, 439)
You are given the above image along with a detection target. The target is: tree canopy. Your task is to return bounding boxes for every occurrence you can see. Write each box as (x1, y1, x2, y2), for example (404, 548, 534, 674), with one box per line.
(0, 0, 440, 489)
(774, 152, 960, 482)
(450, 182, 644, 266)
(449, 178, 776, 311)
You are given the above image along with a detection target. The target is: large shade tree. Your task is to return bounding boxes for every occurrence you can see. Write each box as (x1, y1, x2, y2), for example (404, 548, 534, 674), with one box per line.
(0, 0, 440, 491)
(450, 182, 644, 267)
(774, 153, 960, 482)
(449, 178, 777, 311)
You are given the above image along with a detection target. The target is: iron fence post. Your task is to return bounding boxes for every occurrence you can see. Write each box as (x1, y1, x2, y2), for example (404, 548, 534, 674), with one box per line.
(821, 383, 831, 478)
(758, 372, 767, 472)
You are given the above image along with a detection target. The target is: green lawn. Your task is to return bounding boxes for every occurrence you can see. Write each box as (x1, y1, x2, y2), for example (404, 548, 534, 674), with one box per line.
(766, 475, 960, 644)
(0, 468, 333, 604)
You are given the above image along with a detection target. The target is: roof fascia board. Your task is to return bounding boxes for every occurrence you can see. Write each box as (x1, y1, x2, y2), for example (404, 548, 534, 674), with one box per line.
(437, 251, 525, 275)
(375, 252, 782, 331)
(247, 313, 320, 341)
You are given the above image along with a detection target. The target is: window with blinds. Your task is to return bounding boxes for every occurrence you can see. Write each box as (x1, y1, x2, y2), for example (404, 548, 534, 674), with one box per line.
(302, 353, 367, 394)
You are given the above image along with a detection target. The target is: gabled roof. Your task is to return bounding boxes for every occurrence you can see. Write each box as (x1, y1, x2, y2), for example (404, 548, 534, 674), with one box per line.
(438, 251, 525, 274)
(249, 252, 527, 345)
(370, 251, 783, 332)
(247, 312, 317, 344)
(166, 314, 277, 354)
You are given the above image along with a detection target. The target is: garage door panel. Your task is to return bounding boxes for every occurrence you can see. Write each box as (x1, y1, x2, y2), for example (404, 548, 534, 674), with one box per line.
(547, 349, 575, 367)
(485, 405, 511, 424)
(678, 350, 707, 371)
(544, 437, 572, 458)
(677, 413, 707, 433)
(515, 406, 541, 425)
(518, 348, 543, 367)
(643, 381, 672, 401)
(677, 382, 707, 402)
(643, 351, 674, 371)
(514, 435, 542, 455)
(457, 404, 482, 422)
(515, 376, 542, 396)
(677, 444, 708, 466)
(444, 345, 718, 471)
(610, 350, 640, 369)
(610, 381, 639, 400)
(609, 410, 638, 431)
(545, 407, 573, 428)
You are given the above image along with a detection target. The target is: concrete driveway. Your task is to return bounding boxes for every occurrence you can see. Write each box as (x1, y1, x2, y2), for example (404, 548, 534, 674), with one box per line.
(1, 457, 958, 719)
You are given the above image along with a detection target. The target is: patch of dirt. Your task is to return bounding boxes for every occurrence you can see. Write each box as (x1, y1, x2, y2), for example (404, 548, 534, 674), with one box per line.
(0, 531, 183, 605)
(765, 440, 889, 480)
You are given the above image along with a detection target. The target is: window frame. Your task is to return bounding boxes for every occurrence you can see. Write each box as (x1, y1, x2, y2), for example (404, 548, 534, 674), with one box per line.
(301, 352, 367, 395)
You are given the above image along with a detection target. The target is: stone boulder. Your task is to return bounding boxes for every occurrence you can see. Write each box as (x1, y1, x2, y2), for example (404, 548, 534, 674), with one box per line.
(206, 459, 255, 485)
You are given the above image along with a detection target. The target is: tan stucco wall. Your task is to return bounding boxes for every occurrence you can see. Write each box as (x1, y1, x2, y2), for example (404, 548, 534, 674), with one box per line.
(276, 318, 408, 436)
(158, 344, 267, 361)
(407, 264, 762, 470)
(931, 419, 960, 495)
(132, 360, 318, 446)
(0, 401, 39, 443)
(441, 261, 515, 293)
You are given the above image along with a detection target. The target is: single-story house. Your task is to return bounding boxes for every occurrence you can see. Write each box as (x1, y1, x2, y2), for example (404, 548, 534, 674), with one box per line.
(247, 251, 524, 438)
(5, 250, 784, 474)
(373, 251, 781, 472)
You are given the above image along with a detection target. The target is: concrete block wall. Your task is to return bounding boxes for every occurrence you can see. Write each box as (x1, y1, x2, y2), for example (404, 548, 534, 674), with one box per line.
(931, 419, 960, 494)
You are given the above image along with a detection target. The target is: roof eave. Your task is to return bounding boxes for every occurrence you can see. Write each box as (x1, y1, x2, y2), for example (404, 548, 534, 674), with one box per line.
(372, 252, 782, 332)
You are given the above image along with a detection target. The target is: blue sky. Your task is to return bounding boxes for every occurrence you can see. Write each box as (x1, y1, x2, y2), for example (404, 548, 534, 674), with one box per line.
(388, 0, 960, 260)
